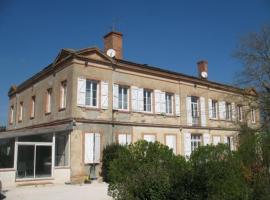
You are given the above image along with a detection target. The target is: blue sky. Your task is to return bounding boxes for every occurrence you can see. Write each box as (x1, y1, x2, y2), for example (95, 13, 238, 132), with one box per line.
(0, 0, 269, 125)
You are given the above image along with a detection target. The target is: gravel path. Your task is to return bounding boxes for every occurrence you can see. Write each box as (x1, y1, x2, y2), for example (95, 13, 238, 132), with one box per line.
(3, 182, 112, 200)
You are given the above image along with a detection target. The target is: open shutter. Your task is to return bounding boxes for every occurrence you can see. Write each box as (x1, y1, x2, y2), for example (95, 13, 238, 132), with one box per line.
(219, 101, 225, 120)
(186, 96, 192, 126)
(166, 135, 177, 154)
(131, 86, 138, 111)
(203, 133, 210, 145)
(160, 92, 166, 113)
(184, 132, 191, 157)
(101, 81, 109, 109)
(138, 88, 144, 112)
(175, 94, 180, 116)
(94, 133, 101, 163)
(208, 99, 213, 119)
(154, 90, 161, 114)
(113, 84, 119, 110)
(77, 78, 86, 106)
(232, 102, 236, 121)
(84, 133, 94, 163)
(200, 97, 206, 126)
(213, 136, 221, 145)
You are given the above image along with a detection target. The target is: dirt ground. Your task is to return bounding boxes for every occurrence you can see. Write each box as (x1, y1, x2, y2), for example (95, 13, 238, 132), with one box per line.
(2, 182, 112, 200)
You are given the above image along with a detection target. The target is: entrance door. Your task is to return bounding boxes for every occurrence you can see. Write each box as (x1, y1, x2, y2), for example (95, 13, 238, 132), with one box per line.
(16, 144, 52, 179)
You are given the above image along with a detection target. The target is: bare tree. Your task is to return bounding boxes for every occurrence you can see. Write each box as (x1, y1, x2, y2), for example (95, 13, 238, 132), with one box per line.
(234, 25, 270, 129)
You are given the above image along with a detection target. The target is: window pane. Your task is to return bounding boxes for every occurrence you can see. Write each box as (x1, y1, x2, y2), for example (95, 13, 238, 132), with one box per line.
(55, 132, 69, 167)
(0, 138, 15, 168)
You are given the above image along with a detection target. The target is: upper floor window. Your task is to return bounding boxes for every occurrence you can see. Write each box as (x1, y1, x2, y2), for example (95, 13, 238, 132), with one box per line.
(251, 108, 256, 123)
(9, 106, 14, 124)
(225, 102, 232, 120)
(30, 96, 36, 119)
(143, 89, 152, 112)
(211, 100, 218, 119)
(237, 105, 243, 121)
(19, 102, 23, 122)
(191, 96, 200, 125)
(165, 93, 173, 114)
(191, 134, 202, 152)
(60, 81, 67, 109)
(86, 80, 98, 107)
(46, 88, 52, 114)
(118, 86, 128, 110)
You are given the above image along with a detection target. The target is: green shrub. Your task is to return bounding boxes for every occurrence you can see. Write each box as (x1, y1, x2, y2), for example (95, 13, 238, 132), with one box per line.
(101, 143, 127, 183)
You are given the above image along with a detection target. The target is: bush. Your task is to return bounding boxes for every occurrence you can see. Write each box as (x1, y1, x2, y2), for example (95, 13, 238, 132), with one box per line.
(101, 143, 127, 183)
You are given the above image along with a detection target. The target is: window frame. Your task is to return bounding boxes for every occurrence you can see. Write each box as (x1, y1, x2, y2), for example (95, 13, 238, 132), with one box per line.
(211, 100, 218, 119)
(225, 102, 232, 121)
(85, 80, 99, 108)
(251, 108, 256, 123)
(19, 101, 23, 122)
(60, 80, 67, 110)
(30, 96, 36, 119)
(191, 134, 202, 152)
(143, 89, 152, 113)
(117, 133, 132, 146)
(118, 86, 129, 111)
(9, 105, 14, 125)
(55, 132, 70, 167)
(46, 88, 52, 114)
(237, 105, 243, 122)
(165, 93, 173, 115)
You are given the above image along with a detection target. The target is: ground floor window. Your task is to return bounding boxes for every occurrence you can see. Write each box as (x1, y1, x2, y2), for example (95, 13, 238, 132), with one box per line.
(165, 135, 176, 154)
(213, 136, 221, 145)
(0, 138, 15, 168)
(55, 132, 69, 167)
(118, 134, 132, 146)
(143, 134, 156, 143)
(191, 134, 202, 152)
(84, 133, 101, 164)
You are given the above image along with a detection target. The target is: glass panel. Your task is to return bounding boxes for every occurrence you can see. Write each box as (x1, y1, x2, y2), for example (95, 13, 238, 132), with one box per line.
(18, 133, 53, 142)
(35, 146, 52, 178)
(55, 132, 69, 167)
(0, 138, 15, 168)
(17, 145, 34, 179)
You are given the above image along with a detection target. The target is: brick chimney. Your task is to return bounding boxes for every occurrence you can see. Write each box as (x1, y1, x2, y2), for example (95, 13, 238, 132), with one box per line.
(197, 60, 208, 79)
(103, 31, 123, 59)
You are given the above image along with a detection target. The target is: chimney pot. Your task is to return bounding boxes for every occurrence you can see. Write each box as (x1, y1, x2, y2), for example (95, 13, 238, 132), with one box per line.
(103, 31, 123, 59)
(197, 60, 208, 79)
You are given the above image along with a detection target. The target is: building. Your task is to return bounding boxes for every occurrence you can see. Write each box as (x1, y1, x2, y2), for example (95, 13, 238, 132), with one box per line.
(0, 31, 259, 188)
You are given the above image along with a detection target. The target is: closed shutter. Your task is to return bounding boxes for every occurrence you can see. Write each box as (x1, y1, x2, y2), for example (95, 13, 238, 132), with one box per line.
(154, 90, 161, 114)
(160, 92, 166, 113)
(138, 88, 144, 112)
(186, 96, 192, 126)
(101, 81, 109, 109)
(200, 97, 206, 126)
(166, 135, 177, 154)
(213, 136, 221, 145)
(208, 99, 213, 119)
(77, 78, 86, 106)
(175, 94, 180, 116)
(131, 86, 138, 111)
(94, 133, 101, 163)
(232, 102, 236, 121)
(203, 134, 210, 145)
(143, 135, 155, 143)
(219, 101, 226, 120)
(113, 84, 119, 110)
(126, 134, 132, 145)
(184, 132, 191, 157)
(230, 136, 234, 151)
(118, 134, 127, 145)
(84, 133, 94, 163)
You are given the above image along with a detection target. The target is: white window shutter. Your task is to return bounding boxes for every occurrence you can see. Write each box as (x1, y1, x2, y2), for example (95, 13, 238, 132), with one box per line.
(224, 136, 228, 144)
(138, 88, 144, 112)
(113, 84, 119, 110)
(232, 102, 236, 121)
(230, 136, 234, 151)
(77, 78, 86, 106)
(131, 86, 138, 111)
(160, 92, 166, 113)
(101, 81, 109, 109)
(118, 134, 127, 145)
(213, 136, 221, 145)
(84, 133, 94, 164)
(166, 135, 177, 154)
(219, 101, 225, 120)
(208, 99, 213, 119)
(200, 97, 206, 127)
(94, 133, 101, 163)
(184, 132, 191, 157)
(203, 134, 210, 145)
(186, 96, 192, 126)
(144, 135, 155, 143)
(154, 90, 161, 114)
(175, 94, 180, 116)
(126, 134, 132, 145)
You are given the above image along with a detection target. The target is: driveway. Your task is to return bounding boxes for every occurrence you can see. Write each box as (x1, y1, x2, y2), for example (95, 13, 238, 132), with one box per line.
(3, 182, 112, 200)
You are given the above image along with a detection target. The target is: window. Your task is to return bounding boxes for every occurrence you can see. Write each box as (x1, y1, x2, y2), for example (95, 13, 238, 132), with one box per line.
(225, 136, 234, 151)
(84, 133, 101, 164)
(118, 86, 128, 110)
(118, 134, 132, 145)
(46, 88, 52, 113)
(213, 136, 221, 145)
(191, 96, 200, 125)
(60, 81, 67, 109)
(0, 138, 15, 168)
(191, 134, 201, 152)
(237, 105, 243, 121)
(19, 102, 23, 122)
(225, 102, 232, 120)
(251, 108, 256, 123)
(143, 134, 156, 143)
(10, 105, 14, 124)
(30, 96, 36, 119)
(86, 80, 98, 107)
(165, 93, 173, 114)
(211, 100, 218, 119)
(165, 135, 177, 154)
(55, 132, 69, 167)
(143, 89, 152, 112)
